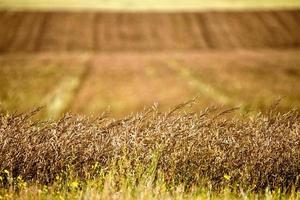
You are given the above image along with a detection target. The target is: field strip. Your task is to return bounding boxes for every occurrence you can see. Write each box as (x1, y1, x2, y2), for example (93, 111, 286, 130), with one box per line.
(166, 60, 253, 110)
(42, 59, 91, 119)
(64, 60, 92, 114)
(43, 76, 80, 118)
(168, 60, 230, 104)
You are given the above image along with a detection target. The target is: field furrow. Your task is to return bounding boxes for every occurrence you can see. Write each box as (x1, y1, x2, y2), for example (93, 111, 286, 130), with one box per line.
(0, 12, 23, 52)
(195, 13, 216, 49)
(274, 11, 300, 47)
(65, 12, 94, 51)
(0, 10, 300, 53)
(8, 12, 43, 52)
(37, 13, 70, 51)
(184, 13, 208, 48)
(101, 13, 122, 51)
(257, 12, 291, 47)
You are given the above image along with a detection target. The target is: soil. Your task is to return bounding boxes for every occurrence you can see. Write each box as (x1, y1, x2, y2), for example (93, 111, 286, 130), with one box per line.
(0, 10, 300, 116)
(0, 10, 299, 53)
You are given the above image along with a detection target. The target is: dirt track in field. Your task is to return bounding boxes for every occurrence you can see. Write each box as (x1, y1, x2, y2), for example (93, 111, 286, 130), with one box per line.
(1, 10, 300, 116)
(0, 10, 300, 53)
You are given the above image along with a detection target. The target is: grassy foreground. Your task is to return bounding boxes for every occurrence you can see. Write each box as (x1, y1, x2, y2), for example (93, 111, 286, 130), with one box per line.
(1, 179, 299, 200)
(0, 100, 299, 199)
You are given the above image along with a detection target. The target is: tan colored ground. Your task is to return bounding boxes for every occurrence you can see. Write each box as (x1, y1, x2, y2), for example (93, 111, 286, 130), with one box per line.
(0, 10, 300, 117)
(1, 49, 300, 117)
(0, 54, 88, 118)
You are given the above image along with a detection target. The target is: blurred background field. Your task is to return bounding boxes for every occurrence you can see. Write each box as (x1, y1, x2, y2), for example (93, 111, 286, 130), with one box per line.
(1, 50, 300, 118)
(0, 1, 300, 118)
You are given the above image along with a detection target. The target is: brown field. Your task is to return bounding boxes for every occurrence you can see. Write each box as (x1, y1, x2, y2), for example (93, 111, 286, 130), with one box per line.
(73, 50, 300, 115)
(0, 10, 300, 53)
(0, 10, 300, 117)
(1, 50, 300, 117)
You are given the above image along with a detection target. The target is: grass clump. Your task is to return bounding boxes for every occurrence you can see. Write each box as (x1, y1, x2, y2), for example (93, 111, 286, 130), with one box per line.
(0, 101, 299, 199)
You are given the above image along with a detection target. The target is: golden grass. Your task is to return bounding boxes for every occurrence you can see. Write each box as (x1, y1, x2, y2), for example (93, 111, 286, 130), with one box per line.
(0, 100, 299, 200)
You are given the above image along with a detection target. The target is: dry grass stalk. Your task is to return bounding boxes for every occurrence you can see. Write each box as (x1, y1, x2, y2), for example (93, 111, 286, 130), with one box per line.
(0, 102, 299, 191)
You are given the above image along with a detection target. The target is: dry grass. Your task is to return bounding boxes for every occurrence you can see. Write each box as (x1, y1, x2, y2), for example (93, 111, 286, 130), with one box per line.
(0, 100, 299, 195)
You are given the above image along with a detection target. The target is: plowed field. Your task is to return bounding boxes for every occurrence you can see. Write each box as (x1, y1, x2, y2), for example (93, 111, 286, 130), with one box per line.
(0, 10, 300, 117)
(0, 10, 300, 53)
